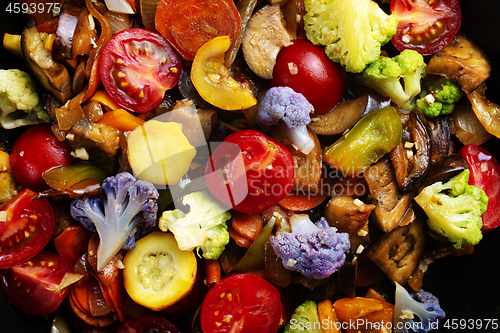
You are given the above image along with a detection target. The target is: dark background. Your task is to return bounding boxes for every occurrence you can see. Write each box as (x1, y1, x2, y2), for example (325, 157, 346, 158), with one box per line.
(1, 0, 500, 332)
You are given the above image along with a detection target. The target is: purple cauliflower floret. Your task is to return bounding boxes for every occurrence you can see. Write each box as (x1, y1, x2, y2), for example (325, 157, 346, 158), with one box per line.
(394, 282, 446, 333)
(257, 86, 315, 154)
(270, 214, 350, 280)
(70, 172, 159, 272)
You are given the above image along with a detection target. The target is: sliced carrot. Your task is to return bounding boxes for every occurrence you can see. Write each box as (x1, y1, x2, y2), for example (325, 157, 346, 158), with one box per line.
(69, 295, 117, 327)
(365, 288, 386, 302)
(318, 299, 340, 333)
(204, 259, 222, 287)
(278, 192, 327, 211)
(155, 0, 241, 61)
(72, 279, 92, 314)
(228, 223, 252, 248)
(96, 108, 145, 132)
(54, 224, 93, 265)
(231, 211, 264, 241)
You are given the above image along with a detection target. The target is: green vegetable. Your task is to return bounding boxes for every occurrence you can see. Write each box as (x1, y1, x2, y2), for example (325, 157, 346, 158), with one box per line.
(414, 169, 488, 249)
(357, 49, 427, 107)
(323, 106, 402, 177)
(0, 69, 49, 129)
(159, 190, 231, 260)
(285, 300, 323, 333)
(415, 76, 463, 118)
(303, 0, 398, 73)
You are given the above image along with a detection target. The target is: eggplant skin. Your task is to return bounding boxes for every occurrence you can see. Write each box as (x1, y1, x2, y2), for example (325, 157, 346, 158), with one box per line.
(21, 20, 73, 103)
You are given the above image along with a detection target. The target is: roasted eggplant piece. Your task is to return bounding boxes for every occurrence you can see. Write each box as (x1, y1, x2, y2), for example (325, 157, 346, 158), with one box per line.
(366, 217, 426, 285)
(426, 33, 491, 94)
(21, 21, 73, 103)
(390, 110, 432, 192)
(365, 156, 414, 233)
(427, 115, 452, 165)
(417, 154, 469, 191)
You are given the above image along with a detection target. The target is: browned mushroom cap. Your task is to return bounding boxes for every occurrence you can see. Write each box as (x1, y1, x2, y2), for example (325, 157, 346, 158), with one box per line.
(466, 83, 500, 139)
(366, 216, 426, 285)
(426, 33, 491, 94)
(364, 156, 413, 233)
(389, 110, 432, 192)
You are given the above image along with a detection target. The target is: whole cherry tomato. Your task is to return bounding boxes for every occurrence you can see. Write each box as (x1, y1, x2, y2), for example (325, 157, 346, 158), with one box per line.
(0, 251, 73, 315)
(205, 129, 294, 214)
(458, 144, 500, 232)
(0, 188, 55, 269)
(390, 0, 462, 55)
(10, 123, 75, 192)
(271, 39, 345, 115)
(200, 274, 283, 333)
(99, 28, 182, 113)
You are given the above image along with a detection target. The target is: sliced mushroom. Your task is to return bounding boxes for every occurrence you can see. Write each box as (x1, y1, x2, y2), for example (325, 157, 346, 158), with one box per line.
(67, 120, 122, 175)
(21, 21, 73, 103)
(450, 101, 493, 146)
(466, 83, 500, 139)
(272, 127, 323, 193)
(427, 115, 452, 165)
(325, 194, 375, 254)
(389, 110, 432, 192)
(365, 156, 413, 233)
(242, 4, 292, 79)
(426, 33, 491, 93)
(366, 217, 426, 285)
(72, 7, 98, 58)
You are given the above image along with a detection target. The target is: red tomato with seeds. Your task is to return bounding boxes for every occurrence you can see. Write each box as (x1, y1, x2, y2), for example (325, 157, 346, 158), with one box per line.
(458, 144, 500, 232)
(99, 28, 182, 113)
(0, 188, 55, 269)
(271, 39, 345, 115)
(200, 274, 283, 333)
(0, 251, 72, 315)
(10, 123, 75, 192)
(205, 129, 294, 214)
(390, 0, 461, 55)
(117, 314, 180, 333)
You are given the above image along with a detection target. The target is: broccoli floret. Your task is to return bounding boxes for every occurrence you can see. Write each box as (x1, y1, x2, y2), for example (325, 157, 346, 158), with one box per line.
(285, 300, 323, 333)
(257, 87, 315, 154)
(70, 172, 159, 272)
(270, 214, 350, 279)
(303, 0, 398, 73)
(394, 282, 445, 333)
(158, 190, 231, 260)
(0, 69, 49, 129)
(415, 76, 463, 118)
(414, 169, 488, 249)
(357, 49, 427, 107)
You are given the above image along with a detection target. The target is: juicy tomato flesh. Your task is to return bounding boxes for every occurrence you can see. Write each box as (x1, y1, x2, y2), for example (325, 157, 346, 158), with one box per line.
(0, 251, 73, 315)
(0, 189, 55, 269)
(99, 28, 182, 113)
(458, 144, 500, 232)
(200, 274, 283, 333)
(390, 0, 461, 55)
(205, 129, 294, 214)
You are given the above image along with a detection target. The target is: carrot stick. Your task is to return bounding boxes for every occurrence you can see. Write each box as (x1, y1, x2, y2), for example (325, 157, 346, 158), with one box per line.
(278, 192, 327, 212)
(228, 223, 253, 248)
(231, 211, 264, 241)
(365, 288, 386, 302)
(318, 299, 340, 333)
(204, 259, 222, 287)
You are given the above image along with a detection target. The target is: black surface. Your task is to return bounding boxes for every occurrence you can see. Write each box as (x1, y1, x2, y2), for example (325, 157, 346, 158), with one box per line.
(1, 1, 500, 332)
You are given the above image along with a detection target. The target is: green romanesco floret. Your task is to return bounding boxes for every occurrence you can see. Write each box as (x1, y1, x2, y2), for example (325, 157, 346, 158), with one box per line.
(303, 0, 398, 73)
(0, 69, 49, 129)
(284, 300, 323, 333)
(357, 49, 427, 107)
(414, 169, 488, 249)
(158, 190, 231, 260)
(415, 76, 463, 118)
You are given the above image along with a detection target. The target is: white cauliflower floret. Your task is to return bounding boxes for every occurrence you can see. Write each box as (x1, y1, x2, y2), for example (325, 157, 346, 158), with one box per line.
(0, 69, 49, 129)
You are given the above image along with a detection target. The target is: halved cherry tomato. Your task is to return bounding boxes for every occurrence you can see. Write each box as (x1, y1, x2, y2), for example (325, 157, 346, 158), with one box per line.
(200, 273, 283, 333)
(99, 28, 182, 113)
(0, 188, 55, 269)
(205, 129, 294, 214)
(0, 251, 73, 315)
(271, 39, 345, 115)
(390, 0, 461, 55)
(458, 144, 500, 232)
(155, 0, 241, 61)
(10, 123, 76, 192)
(117, 314, 179, 333)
